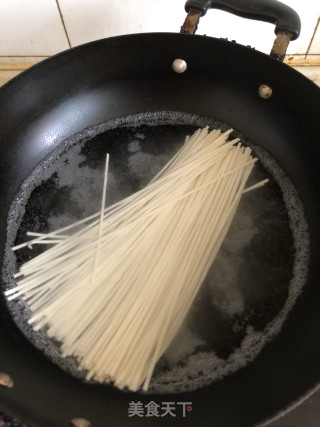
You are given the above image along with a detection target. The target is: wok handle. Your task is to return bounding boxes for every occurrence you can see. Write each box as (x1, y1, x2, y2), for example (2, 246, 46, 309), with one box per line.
(184, 0, 300, 39)
(183, 0, 301, 60)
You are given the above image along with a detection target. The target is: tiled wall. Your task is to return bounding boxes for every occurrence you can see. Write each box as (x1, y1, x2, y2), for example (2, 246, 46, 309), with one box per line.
(0, 0, 319, 60)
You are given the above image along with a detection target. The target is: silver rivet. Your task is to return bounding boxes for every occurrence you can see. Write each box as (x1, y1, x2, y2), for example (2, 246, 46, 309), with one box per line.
(172, 59, 187, 73)
(0, 372, 14, 388)
(70, 418, 92, 427)
(258, 84, 273, 99)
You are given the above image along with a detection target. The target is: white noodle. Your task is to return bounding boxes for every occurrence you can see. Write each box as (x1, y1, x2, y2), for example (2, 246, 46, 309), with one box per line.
(7, 127, 267, 391)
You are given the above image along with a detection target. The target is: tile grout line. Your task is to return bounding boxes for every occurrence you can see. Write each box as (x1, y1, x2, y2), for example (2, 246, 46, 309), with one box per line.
(55, 0, 72, 49)
(0, 55, 49, 58)
(305, 16, 320, 59)
(1, 53, 320, 58)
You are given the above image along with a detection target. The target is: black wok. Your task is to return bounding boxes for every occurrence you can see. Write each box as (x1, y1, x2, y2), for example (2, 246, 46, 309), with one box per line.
(0, 0, 320, 426)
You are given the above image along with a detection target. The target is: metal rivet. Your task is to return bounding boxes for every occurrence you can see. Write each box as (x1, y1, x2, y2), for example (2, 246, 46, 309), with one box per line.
(0, 372, 14, 388)
(172, 59, 187, 73)
(70, 418, 92, 427)
(258, 84, 273, 99)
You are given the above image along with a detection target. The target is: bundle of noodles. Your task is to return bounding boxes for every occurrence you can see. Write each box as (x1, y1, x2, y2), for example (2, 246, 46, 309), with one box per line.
(6, 127, 267, 391)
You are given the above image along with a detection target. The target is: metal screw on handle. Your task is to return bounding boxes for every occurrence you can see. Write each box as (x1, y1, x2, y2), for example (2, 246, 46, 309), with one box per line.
(270, 31, 292, 61)
(181, 8, 202, 34)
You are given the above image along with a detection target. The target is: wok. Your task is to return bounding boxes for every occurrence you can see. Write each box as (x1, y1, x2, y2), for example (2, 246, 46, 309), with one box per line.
(0, 0, 320, 426)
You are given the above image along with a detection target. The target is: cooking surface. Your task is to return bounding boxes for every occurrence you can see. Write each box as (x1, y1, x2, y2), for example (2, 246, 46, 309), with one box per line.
(3, 116, 305, 394)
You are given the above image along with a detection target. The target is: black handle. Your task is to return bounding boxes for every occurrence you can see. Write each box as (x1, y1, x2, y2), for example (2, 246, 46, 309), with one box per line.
(185, 0, 301, 40)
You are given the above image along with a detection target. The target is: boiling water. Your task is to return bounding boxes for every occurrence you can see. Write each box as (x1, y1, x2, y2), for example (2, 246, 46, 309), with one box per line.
(2, 112, 310, 394)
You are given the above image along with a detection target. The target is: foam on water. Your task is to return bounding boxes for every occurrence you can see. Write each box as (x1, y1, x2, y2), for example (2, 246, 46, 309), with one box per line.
(1, 112, 310, 394)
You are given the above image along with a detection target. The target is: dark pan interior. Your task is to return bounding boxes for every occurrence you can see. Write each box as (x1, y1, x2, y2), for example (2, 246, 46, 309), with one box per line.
(0, 33, 320, 427)
(3, 113, 307, 398)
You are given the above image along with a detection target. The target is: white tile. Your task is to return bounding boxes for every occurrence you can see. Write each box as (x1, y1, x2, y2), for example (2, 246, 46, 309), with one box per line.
(1, 0, 317, 57)
(308, 22, 320, 54)
(60, 0, 319, 56)
(58, 0, 182, 47)
(0, 0, 69, 56)
(279, 1, 319, 55)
